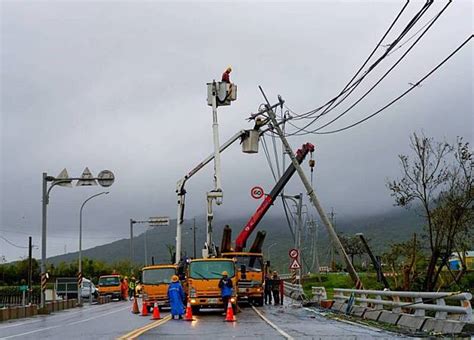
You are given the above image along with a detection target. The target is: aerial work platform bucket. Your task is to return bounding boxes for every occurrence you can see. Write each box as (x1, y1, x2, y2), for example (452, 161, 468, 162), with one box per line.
(207, 81, 237, 107)
(242, 129, 259, 154)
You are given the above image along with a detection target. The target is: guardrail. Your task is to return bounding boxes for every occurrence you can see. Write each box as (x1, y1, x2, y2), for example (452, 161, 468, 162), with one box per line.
(283, 281, 305, 300)
(331, 288, 473, 334)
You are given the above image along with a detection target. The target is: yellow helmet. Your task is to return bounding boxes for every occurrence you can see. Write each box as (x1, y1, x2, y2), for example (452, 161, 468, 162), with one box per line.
(171, 275, 179, 282)
(222, 271, 228, 276)
(226, 66, 232, 72)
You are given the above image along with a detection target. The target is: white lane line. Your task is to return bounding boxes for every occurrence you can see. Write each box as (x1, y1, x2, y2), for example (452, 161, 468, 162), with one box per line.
(2, 305, 130, 339)
(0, 303, 114, 330)
(251, 306, 294, 340)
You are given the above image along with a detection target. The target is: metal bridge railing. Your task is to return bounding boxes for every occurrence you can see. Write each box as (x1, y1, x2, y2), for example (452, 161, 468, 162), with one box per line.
(333, 288, 473, 322)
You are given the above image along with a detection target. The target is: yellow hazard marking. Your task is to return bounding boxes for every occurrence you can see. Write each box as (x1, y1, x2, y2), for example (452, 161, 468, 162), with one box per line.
(117, 314, 171, 339)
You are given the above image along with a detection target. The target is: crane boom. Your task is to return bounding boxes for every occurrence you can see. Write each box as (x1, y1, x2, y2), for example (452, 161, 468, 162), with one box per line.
(175, 130, 247, 263)
(234, 142, 314, 251)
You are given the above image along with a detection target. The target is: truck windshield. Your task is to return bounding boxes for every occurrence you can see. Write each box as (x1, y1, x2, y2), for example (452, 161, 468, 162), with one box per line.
(189, 261, 235, 279)
(235, 255, 262, 272)
(142, 268, 176, 284)
(98, 277, 120, 286)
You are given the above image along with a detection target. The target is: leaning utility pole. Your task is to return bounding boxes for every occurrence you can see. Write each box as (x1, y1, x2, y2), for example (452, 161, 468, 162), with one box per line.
(255, 88, 363, 289)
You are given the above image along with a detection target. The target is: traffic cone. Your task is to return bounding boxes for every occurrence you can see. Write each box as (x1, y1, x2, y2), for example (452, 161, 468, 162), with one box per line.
(150, 302, 161, 320)
(224, 301, 236, 322)
(131, 297, 140, 314)
(183, 301, 194, 321)
(140, 301, 148, 316)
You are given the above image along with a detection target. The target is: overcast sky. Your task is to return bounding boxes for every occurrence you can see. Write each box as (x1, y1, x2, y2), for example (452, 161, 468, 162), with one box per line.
(1, 1, 472, 262)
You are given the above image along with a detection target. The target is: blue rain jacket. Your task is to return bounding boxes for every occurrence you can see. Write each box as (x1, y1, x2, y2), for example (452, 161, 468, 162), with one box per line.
(167, 281, 185, 316)
(218, 277, 233, 297)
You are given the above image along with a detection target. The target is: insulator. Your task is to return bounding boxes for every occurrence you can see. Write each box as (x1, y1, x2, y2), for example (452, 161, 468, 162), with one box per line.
(309, 159, 315, 168)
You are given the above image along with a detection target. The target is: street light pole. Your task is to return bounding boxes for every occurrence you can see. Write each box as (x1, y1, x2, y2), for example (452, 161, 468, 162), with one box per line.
(78, 191, 109, 306)
(266, 242, 277, 262)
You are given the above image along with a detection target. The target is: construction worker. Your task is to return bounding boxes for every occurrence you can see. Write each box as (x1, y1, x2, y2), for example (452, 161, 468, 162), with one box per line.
(271, 271, 280, 305)
(218, 271, 233, 314)
(168, 275, 185, 320)
(264, 273, 272, 305)
(121, 277, 129, 301)
(221, 66, 232, 83)
(279, 277, 284, 305)
(128, 276, 136, 300)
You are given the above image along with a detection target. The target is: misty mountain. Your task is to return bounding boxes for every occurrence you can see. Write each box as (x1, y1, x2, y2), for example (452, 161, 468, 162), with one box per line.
(47, 207, 425, 272)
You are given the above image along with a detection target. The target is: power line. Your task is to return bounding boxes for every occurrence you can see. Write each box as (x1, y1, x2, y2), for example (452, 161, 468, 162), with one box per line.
(0, 235, 29, 249)
(304, 0, 452, 134)
(286, 0, 429, 124)
(314, 35, 472, 135)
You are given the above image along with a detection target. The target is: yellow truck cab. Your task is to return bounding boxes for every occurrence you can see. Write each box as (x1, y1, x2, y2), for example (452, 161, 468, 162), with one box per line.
(97, 274, 122, 300)
(186, 258, 237, 313)
(222, 252, 264, 306)
(141, 264, 177, 309)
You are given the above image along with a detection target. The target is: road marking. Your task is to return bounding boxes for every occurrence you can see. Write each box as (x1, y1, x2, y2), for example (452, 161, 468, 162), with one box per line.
(2, 305, 130, 339)
(117, 314, 171, 339)
(251, 306, 294, 340)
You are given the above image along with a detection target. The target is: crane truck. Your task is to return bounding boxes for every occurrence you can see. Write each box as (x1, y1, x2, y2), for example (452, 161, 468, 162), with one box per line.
(222, 142, 315, 305)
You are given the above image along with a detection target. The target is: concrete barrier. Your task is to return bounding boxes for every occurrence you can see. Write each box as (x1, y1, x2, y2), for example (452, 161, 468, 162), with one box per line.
(9, 306, 19, 320)
(349, 305, 366, 317)
(363, 309, 382, 321)
(396, 314, 427, 331)
(378, 311, 401, 325)
(333, 288, 472, 334)
(0, 308, 9, 321)
(422, 318, 466, 334)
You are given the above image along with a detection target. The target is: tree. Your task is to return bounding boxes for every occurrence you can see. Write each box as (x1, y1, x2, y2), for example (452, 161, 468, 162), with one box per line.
(337, 233, 365, 267)
(387, 133, 473, 291)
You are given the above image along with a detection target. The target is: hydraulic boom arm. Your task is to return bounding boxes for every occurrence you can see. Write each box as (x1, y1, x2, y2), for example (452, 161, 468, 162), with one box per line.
(234, 142, 314, 251)
(175, 130, 246, 263)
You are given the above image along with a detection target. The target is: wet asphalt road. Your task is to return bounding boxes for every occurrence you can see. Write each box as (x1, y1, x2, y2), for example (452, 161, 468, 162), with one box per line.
(140, 300, 407, 339)
(0, 299, 153, 340)
(0, 298, 408, 339)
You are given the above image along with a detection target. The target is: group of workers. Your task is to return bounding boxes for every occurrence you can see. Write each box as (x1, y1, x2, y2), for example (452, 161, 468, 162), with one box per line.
(166, 271, 234, 320)
(120, 276, 137, 301)
(264, 271, 284, 305)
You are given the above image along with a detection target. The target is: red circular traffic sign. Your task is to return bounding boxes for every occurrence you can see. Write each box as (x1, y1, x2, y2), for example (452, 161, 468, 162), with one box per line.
(250, 186, 264, 199)
(289, 248, 299, 259)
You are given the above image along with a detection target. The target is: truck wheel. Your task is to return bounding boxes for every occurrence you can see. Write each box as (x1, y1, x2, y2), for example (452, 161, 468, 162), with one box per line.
(255, 297, 264, 306)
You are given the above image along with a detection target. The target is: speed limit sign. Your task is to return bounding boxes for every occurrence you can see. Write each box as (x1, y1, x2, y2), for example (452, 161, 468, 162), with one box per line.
(250, 186, 264, 199)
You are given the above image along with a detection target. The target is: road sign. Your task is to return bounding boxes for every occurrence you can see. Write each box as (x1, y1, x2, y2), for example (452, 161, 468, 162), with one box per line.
(53, 168, 73, 187)
(97, 170, 115, 187)
(289, 248, 299, 259)
(20, 285, 28, 292)
(76, 167, 98, 186)
(149, 216, 170, 226)
(250, 186, 264, 199)
(289, 258, 301, 270)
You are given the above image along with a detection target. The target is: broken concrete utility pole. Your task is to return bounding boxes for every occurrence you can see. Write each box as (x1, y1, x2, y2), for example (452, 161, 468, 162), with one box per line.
(255, 86, 363, 289)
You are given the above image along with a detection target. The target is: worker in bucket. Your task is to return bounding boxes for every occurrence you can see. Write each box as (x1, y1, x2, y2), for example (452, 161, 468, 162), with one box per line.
(218, 271, 233, 314)
(221, 66, 232, 83)
(168, 275, 185, 320)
